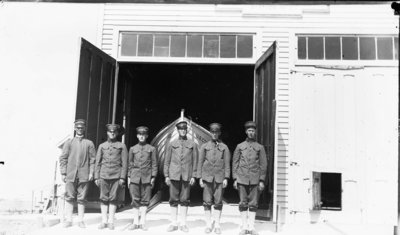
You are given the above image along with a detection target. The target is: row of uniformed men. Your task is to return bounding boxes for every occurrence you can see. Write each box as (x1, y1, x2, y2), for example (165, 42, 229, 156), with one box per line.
(59, 119, 267, 235)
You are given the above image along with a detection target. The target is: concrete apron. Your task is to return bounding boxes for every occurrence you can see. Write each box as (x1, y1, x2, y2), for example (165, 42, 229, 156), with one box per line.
(28, 203, 392, 235)
(29, 202, 274, 235)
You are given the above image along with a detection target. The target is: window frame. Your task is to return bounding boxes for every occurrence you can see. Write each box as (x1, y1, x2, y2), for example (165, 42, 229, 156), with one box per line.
(115, 27, 260, 64)
(295, 34, 398, 67)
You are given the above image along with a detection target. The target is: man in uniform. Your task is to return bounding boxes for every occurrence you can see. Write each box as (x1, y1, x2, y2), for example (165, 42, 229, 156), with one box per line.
(164, 120, 198, 233)
(95, 124, 128, 230)
(232, 121, 267, 235)
(127, 126, 158, 231)
(59, 119, 96, 228)
(197, 123, 231, 234)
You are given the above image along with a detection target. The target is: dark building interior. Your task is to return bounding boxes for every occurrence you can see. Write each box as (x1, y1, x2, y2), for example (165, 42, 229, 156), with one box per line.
(119, 63, 254, 204)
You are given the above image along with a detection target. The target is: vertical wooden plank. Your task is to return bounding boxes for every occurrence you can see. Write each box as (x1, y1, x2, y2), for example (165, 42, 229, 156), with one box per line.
(335, 72, 357, 173)
(97, 61, 114, 144)
(112, 64, 120, 124)
(109, 65, 116, 122)
(291, 71, 316, 214)
(312, 172, 321, 210)
(313, 73, 335, 168)
(86, 55, 102, 146)
(75, 47, 92, 121)
(343, 180, 360, 219)
(360, 69, 398, 224)
(123, 71, 133, 148)
(114, 64, 126, 143)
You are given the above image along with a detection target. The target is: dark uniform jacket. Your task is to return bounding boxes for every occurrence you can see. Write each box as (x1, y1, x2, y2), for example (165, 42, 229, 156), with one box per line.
(164, 138, 198, 181)
(95, 141, 128, 180)
(197, 140, 231, 183)
(232, 139, 267, 185)
(128, 143, 158, 184)
(59, 137, 96, 183)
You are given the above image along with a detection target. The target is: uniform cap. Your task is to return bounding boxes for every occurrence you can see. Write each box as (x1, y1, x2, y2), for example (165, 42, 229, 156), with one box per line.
(209, 123, 222, 132)
(136, 126, 149, 135)
(244, 121, 257, 130)
(176, 121, 188, 130)
(106, 124, 120, 132)
(74, 119, 86, 127)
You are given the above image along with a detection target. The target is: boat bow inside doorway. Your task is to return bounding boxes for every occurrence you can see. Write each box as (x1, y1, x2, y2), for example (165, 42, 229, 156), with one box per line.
(148, 109, 212, 210)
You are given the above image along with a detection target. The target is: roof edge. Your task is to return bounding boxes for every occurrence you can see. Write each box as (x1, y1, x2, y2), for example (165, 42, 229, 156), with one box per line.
(4, 0, 393, 5)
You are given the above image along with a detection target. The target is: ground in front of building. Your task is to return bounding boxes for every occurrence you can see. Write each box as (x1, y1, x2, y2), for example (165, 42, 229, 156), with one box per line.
(19, 202, 393, 235)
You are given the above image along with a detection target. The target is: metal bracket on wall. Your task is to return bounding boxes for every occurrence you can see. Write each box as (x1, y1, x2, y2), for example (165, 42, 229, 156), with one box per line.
(314, 65, 364, 70)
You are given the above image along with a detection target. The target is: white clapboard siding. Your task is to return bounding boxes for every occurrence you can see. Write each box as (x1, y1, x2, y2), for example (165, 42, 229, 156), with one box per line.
(99, 2, 398, 223)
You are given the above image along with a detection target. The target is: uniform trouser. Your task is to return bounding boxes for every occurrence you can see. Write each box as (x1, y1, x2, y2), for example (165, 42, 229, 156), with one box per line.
(169, 179, 190, 207)
(237, 183, 260, 212)
(65, 180, 89, 204)
(129, 181, 152, 208)
(99, 178, 120, 204)
(203, 180, 224, 211)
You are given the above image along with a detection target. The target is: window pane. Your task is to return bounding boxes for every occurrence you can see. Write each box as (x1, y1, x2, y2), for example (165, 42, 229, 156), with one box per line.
(298, 37, 307, 59)
(138, 34, 153, 56)
(154, 34, 169, 57)
(121, 34, 137, 56)
(171, 35, 186, 57)
(187, 35, 202, 57)
(342, 37, 358, 60)
(325, 37, 340, 60)
(395, 37, 398, 60)
(308, 37, 323, 59)
(237, 35, 253, 58)
(377, 37, 393, 60)
(359, 37, 376, 60)
(204, 35, 219, 58)
(220, 35, 236, 58)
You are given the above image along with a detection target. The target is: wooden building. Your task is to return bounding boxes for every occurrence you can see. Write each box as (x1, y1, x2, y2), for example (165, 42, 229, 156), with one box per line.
(1, 0, 398, 230)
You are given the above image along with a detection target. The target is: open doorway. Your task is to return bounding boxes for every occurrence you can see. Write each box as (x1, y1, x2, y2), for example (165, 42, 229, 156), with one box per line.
(118, 63, 254, 204)
(73, 38, 277, 219)
(321, 173, 342, 210)
(312, 172, 342, 210)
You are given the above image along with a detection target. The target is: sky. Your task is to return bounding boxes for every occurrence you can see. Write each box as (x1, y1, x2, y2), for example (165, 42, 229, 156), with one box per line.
(0, 2, 101, 204)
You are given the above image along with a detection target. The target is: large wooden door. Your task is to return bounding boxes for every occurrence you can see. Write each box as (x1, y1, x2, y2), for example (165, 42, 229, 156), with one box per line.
(75, 38, 118, 147)
(253, 42, 276, 220)
(75, 38, 119, 202)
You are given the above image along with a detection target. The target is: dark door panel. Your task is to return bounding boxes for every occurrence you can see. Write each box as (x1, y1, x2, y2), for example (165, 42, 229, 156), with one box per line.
(75, 38, 117, 147)
(254, 42, 276, 220)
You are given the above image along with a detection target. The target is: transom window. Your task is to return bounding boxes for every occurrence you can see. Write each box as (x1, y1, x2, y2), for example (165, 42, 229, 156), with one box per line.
(298, 35, 398, 61)
(119, 32, 253, 59)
